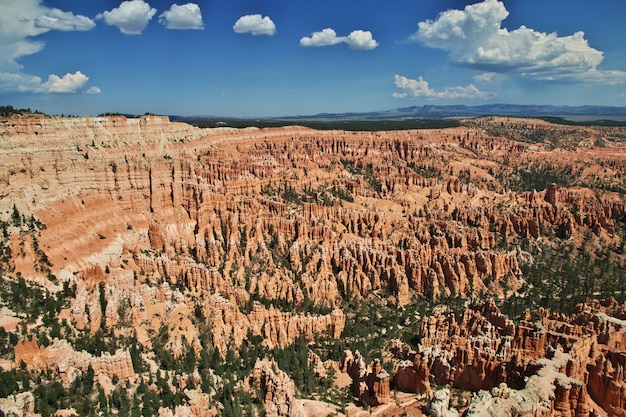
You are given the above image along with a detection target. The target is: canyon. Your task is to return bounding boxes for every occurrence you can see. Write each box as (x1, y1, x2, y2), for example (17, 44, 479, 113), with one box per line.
(0, 113, 625, 416)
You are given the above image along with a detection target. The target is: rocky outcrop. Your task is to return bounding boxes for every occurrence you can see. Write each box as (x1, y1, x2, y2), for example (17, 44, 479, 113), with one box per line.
(2, 115, 626, 416)
(307, 350, 335, 380)
(426, 389, 459, 417)
(250, 358, 306, 417)
(588, 351, 626, 417)
(408, 300, 542, 392)
(14, 338, 135, 384)
(394, 357, 430, 393)
(362, 359, 391, 407)
(156, 389, 216, 417)
(465, 349, 591, 417)
(390, 299, 626, 416)
(0, 392, 35, 417)
(2, 115, 623, 320)
(343, 352, 390, 406)
(206, 293, 345, 355)
(4, 114, 608, 309)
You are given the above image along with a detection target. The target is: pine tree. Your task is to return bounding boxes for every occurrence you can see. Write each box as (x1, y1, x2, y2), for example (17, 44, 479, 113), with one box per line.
(82, 365, 94, 396)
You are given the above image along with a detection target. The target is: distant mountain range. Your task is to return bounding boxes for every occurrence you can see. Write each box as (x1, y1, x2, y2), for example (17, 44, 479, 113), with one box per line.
(273, 104, 626, 121)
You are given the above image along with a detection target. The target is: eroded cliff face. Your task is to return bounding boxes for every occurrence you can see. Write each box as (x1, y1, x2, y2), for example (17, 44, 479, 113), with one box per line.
(248, 358, 306, 417)
(1, 114, 626, 416)
(6, 115, 624, 310)
(14, 338, 135, 385)
(390, 299, 626, 417)
(342, 352, 390, 407)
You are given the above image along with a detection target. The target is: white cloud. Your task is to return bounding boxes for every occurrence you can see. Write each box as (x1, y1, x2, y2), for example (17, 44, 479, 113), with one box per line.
(0, 0, 94, 72)
(473, 71, 506, 83)
(0, 0, 96, 94)
(300, 28, 344, 47)
(97, 0, 157, 35)
(0, 71, 43, 93)
(393, 74, 494, 99)
(412, 0, 626, 85)
(1, 39, 45, 73)
(300, 28, 379, 50)
(0, 70, 92, 94)
(474, 72, 495, 83)
(233, 14, 276, 36)
(35, 8, 96, 31)
(85, 86, 102, 94)
(159, 3, 203, 30)
(39, 71, 89, 93)
(345, 30, 378, 51)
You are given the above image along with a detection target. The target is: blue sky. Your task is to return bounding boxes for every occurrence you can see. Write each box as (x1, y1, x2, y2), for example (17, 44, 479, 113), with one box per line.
(1, 0, 625, 117)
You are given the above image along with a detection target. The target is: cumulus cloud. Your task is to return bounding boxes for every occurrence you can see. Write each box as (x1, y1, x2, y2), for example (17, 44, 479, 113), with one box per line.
(35, 8, 96, 31)
(97, 0, 157, 35)
(411, 0, 626, 85)
(0, 70, 93, 94)
(0, 72, 43, 93)
(300, 28, 343, 47)
(0, 0, 94, 72)
(84, 86, 102, 94)
(473, 72, 502, 83)
(393, 74, 494, 99)
(233, 14, 276, 36)
(38, 71, 89, 93)
(159, 3, 203, 30)
(345, 30, 379, 50)
(0, 0, 96, 94)
(300, 28, 378, 50)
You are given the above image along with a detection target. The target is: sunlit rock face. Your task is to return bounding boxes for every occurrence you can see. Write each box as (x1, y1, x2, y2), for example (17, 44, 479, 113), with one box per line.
(14, 338, 135, 384)
(250, 358, 306, 417)
(2, 113, 626, 416)
(390, 299, 626, 417)
(7, 114, 619, 306)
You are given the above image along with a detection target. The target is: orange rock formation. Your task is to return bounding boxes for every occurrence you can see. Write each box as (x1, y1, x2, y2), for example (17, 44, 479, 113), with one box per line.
(14, 338, 135, 383)
(343, 351, 390, 406)
(2, 114, 626, 416)
(391, 299, 626, 416)
(250, 358, 306, 417)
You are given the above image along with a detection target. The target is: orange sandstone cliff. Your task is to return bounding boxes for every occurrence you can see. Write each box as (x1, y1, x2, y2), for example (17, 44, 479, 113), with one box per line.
(0, 114, 625, 416)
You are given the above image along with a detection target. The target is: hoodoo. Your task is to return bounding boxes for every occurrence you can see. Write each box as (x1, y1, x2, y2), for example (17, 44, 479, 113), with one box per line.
(0, 113, 625, 416)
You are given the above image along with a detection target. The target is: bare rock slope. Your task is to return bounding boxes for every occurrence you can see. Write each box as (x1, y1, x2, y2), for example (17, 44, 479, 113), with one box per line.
(0, 114, 625, 416)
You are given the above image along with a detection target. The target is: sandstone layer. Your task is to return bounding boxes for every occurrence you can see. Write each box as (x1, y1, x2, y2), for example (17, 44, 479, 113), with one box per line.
(249, 358, 306, 417)
(391, 299, 626, 416)
(14, 338, 135, 384)
(0, 114, 625, 416)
